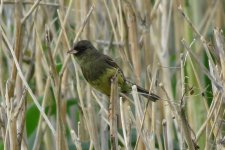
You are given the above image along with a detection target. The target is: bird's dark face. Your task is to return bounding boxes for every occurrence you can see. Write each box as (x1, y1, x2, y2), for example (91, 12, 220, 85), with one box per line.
(67, 40, 93, 55)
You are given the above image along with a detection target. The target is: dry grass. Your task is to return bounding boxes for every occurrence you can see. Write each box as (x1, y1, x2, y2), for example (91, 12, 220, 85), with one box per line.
(0, 0, 225, 149)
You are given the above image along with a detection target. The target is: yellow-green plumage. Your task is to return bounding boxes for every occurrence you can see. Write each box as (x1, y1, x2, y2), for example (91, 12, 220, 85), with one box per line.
(74, 46, 130, 96)
(68, 40, 159, 101)
(88, 68, 127, 96)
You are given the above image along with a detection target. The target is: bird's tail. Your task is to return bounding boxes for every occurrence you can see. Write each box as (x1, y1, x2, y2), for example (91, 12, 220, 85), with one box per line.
(136, 85, 160, 102)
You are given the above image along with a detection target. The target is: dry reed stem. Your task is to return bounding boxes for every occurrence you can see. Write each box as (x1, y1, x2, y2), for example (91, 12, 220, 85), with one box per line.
(181, 39, 224, 95)
(196, 29, 224, 140)
(69, 4, 101, 150)
(66, 95, 82, 149)
(162, 119, 168, 150)
(60, 4, 94, 77)
(157, 0, 174, 149)
(92, 91, 108, 115)
(4, 10, 23, 150)
(32, 79, 51, 150)
(132, 85, 151, 150)
(123, 1, 141, 84)
(31, 25, 50, 150)
(103, 0, 118, 42)
(8, 1, 23, 99)
(160, 83, 198, 150)
(208, 94, 223, 139)
(183, 43, 210, 112)
(70, 129, 82, 150)
(0, 37, 4, 98)
(178, 53, 186, 149)
(181, 31, 224, 146)
(13, 89, 27, 148)
(46, 36, 65, 150)
(21, 0, 41, 24)
(120, 97, 130, 150)
(106, 0, 131, 69)
(2, 1, 59, 6)
(53, 0, 73, 55)
(178, 5, 215, 68)
(72, 5, 94, 44)
(109, 71, 119, 150)
(0, 0, 224, 149)
(101, 116, 126, 146)
(5, 82, 18, 150)
(92, 92, 128, 147)
(0, 26, 56, 135)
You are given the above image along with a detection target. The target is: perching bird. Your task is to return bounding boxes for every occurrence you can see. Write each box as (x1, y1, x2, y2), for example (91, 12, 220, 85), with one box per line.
(68, 40, 159, 101)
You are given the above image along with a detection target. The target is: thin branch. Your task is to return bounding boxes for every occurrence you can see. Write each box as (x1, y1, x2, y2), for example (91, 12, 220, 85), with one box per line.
(0, 25, 56, 135)
(21, 0, 41, 24)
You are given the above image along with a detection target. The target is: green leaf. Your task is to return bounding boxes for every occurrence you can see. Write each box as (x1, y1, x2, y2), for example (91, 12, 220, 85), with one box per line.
(56, 62, 63, 74)
(0, 140, 3, 149)
(26, 102, 40, 137)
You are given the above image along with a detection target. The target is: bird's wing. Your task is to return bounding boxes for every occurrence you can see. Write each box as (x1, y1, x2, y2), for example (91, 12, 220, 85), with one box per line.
(103, 54, 126, 80)
(103, 54, 120, 69)
(104, 55, 123, 71)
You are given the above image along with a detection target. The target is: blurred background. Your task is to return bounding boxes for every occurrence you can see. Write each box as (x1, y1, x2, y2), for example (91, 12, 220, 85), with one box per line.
(0, 0, 225, 149)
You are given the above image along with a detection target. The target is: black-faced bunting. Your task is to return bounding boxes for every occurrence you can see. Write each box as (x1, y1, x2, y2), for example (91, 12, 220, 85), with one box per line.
(68, 40, 160, 101)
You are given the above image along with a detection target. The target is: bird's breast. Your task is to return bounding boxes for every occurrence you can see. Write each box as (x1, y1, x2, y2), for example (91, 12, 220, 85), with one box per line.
(81, 62, 106, 82)
(78, 56, 128, 96)
(81, 65, 114, 95)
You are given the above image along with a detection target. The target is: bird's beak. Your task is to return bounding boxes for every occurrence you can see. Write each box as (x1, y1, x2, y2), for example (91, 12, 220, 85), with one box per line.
(67, 49, 78, 54)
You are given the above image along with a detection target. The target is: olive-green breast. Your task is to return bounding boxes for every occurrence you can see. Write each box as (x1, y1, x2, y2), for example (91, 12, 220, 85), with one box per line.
(80, 58, 123, 95)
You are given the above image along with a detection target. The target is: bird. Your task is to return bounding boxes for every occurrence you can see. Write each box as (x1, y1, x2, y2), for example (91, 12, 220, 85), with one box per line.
(68, 40, 160, 102)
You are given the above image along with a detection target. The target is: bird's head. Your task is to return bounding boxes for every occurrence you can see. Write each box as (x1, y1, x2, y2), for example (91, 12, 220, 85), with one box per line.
(67, 40, 93, 55)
